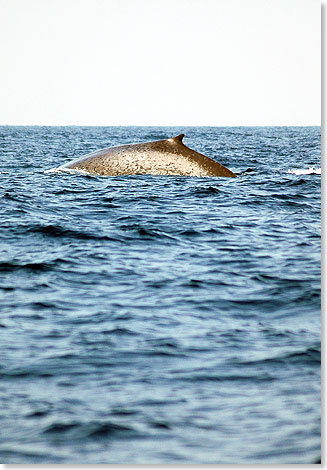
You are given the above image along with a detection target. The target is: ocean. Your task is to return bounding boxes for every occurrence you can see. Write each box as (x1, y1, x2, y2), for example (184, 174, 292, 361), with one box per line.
(0, 126, 321, 464)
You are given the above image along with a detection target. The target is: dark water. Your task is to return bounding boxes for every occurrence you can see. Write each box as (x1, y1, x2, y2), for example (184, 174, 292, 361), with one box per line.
(0, 126, 321, 464)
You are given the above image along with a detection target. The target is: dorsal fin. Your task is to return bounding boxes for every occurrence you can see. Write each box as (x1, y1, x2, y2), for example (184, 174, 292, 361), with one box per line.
(173, 134, 185, 143)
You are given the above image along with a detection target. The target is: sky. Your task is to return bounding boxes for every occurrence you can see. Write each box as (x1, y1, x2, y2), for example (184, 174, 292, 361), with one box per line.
(0, 0, 321, 126)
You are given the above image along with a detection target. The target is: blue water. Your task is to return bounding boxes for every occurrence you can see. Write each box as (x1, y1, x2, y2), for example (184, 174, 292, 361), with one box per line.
(0, 126, 321, 464)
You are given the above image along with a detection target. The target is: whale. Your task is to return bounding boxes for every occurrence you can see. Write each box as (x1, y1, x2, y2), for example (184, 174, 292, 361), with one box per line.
(56, 134, 237, 177)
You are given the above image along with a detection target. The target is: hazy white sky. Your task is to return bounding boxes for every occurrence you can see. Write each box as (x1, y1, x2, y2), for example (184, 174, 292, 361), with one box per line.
(0, 0, 321, 126)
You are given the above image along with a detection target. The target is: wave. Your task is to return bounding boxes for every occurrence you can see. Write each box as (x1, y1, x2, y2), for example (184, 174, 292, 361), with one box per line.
(0, 261, 54, 272)
(28, 223, 118, 241)
(192, 186, 221, 195)
(241, 345, 321, 367)
(43, 420, 136, 439)
(176, 373, 275, 383)
(119, 224, 180, 241)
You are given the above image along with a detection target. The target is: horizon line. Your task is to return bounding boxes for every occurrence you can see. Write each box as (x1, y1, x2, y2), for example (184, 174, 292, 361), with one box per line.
(0, 123, 321, 128)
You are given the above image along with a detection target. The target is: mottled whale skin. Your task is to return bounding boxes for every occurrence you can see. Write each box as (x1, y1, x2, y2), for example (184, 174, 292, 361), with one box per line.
(58, 134, 236, 177)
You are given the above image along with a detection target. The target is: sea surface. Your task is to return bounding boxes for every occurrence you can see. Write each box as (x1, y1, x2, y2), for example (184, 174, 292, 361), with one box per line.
(0, 126, 321, 464)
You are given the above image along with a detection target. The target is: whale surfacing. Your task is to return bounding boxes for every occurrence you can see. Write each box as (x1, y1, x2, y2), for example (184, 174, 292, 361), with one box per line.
(57, 134, 237, 178)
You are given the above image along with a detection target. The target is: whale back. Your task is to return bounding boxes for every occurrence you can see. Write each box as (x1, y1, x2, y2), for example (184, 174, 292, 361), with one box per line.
(59, 134, 236, 177)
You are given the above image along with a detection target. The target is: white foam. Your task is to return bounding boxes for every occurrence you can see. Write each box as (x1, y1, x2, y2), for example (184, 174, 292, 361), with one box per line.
(44, 167, 61, 174)
(287, 168, 321, 175)
(44, 167, 98, 177)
